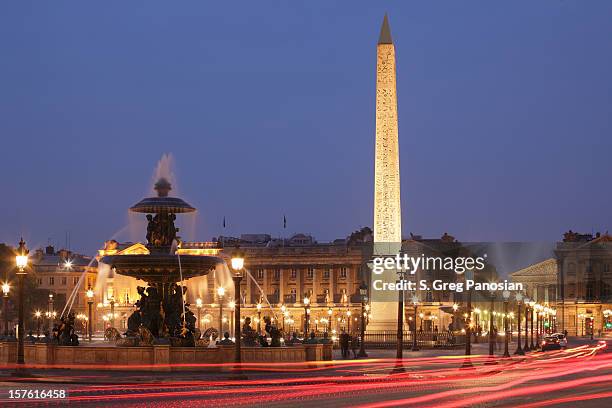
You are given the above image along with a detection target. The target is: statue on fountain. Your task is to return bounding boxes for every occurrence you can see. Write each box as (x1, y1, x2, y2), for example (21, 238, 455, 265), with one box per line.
(264, 316, 283, 347)
(241, 317, 258, 346)
(57, 312, 79, 346)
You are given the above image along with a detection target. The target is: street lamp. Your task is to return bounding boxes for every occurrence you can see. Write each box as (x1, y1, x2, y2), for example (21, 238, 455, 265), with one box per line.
(346, 310, 352, 334)
(217, 286, 225, 340)
(15, 238, 29, 375)
(230, 246, 245, 376)
(502, 290, 510, 357)
(256, 302, 262, 334)
(196, 298, 203, 330)
(358, 281, 368, 358)
(411, 296, 420, 352)
(48, 293, 54, 333)
(86, 288, 94, 341)
(327, 307, 333, 333)
(488, 290, 495, 357)
(34, 311, 42, 338)
(109, 296, 116, 329)
(528, 300, 536, 350)
(303, 296, 310, 336)
(514, 293, 524, 355)
(280, 304, 287, 333)
(2, 282, 9, 337)
(534, 304, 542, 350)
(229, 300, 236, 338)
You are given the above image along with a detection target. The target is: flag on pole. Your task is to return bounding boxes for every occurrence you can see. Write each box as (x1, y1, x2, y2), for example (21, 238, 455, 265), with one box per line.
(283, 215, 287, 229)
(222, 216, 226, 228)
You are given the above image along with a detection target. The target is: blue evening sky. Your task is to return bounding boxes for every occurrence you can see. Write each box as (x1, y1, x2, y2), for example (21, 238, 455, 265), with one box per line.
(1, 1, 611, 255)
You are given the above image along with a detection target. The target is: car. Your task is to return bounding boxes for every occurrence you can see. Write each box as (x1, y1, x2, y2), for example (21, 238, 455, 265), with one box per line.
(550, 333, 568, 348)
(541, 336, 562, 351)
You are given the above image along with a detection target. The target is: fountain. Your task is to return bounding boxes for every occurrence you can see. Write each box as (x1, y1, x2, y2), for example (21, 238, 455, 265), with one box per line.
(100, 177, 224, 346)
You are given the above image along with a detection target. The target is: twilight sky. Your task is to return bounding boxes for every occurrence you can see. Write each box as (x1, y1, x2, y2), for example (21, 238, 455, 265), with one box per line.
(1, 1, 611, 255)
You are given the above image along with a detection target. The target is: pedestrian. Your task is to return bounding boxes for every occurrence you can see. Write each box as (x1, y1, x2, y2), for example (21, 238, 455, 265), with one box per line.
(340, 329, 350, 359)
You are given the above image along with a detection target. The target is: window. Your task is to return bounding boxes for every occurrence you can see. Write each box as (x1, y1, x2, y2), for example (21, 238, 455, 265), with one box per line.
(340, 267, 347, 278)
(49, 277, 54, 285)
(291, 269, 297, 279)
(274, 269, 280, 280)
(307, 268, 314, 278)
(604, 264, 610, 273)
(323, 269, 330, 279)
(567, 263, 576, 276)
(37, 278, 42, 285)
(257, 269, 264, 279)
(73, 277, 79, 285)
(61, 277, 67, 285)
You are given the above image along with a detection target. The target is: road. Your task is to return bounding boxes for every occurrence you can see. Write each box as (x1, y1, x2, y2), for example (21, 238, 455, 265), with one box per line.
(0, 339, 610, 407)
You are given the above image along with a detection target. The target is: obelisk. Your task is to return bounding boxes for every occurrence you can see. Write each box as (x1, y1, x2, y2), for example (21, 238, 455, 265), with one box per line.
(370, 14, 402, 331)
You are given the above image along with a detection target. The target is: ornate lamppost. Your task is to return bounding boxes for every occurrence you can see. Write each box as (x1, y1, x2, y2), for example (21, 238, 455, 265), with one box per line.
(514, 293, 524, 355)
(15, 238, 29, 375)
(535, 304, 542, 350)
(86, 288, 94, 341)
(196, 298, 203, 330)
(230, 246, 245, 376)
(280, 304, 286, 333)
(109, 296, 116, 329)
(358, 281, 368, 358)
(473, 308, 481, 343)
(229, 300, 236, 338)
(529, 300, 536, 350)
(303, 296, 310, 336)
(256, 302, 262, 334)
(34, 311, 41, 338)
(411, 296, 420, 352)
(2, 282, 9, 337)
(327, 307, 333, 333)
(523, 297, 530, 351)
(488, 290, 495, 357)
(502, 290, 510, 357)
(47, 293, 54, 334)
(217, 286, 225, 339)
(346, 310, 352, 334)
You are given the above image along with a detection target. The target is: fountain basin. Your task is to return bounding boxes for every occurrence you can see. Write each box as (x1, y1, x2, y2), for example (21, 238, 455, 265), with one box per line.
(101, 254, 223, 284)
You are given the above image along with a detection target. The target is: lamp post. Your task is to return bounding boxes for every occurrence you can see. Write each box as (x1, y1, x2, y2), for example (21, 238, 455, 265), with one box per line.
(280, 304, 286, 333)
(411, 296, 420, 352)
(529, 300, 536, 350)
(48, 293, 54, 334)
(217, 286, 225, 339)
(358, 282, 368, 358)
(15, 238, 29, 375)
(229, 300, 236, 338)
(327, 308, 333, 333)
(523, 298, 530, 351)
(256, 302, 262, 334)
(502, 290, 510, 357)
(346, 310, 352, 334)
(488, 291, 495, 357)
(303, 297, 310, 336)
(196, 298, 203, 330)
(109, 297, 116, 329)
(534, 304, 541, 350)
(473, 308, 480, 343)
(514, 293, 524, 355)
(452, 303, 459, 331)
(230, 246, 245, 376)
(86, 288, 94, 341)
(2, 282, 9, 337)
(34, 311, 41, 338)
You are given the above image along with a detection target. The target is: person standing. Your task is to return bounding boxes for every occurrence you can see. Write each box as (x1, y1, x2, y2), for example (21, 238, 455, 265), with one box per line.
(340, 330, 350, 359)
